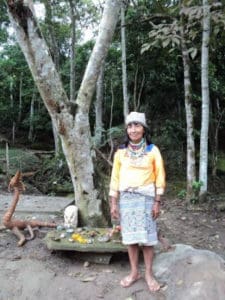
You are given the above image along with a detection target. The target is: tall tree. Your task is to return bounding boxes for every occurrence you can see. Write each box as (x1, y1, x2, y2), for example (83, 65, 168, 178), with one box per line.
(121, 2, 129, 120)
(17, 73, 23, 123)
(10, 76, 16, 145)
(28, 90, 35, 142)
(68, 0, 77, 102)
(6, 0, 121, 226)
(43, 0, 60, 70)
(180, 1, 196, 200)
(141, 3, 198, 200)
(94, 63, 104, 146)
(43, 0, 62, 157)
(199, 0, 211, 200)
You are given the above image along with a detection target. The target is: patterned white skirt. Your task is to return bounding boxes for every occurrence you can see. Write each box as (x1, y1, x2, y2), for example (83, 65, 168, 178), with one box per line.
(119, 192, 158, 246)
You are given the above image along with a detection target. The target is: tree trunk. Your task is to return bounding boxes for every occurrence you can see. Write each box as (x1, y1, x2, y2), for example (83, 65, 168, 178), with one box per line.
(44, 0, 60, 70)
(210, 99, 225, 177)
(43, 0, 61, 157)
(121, 4, 129, 120)
(108, 80, 115, 161)
(133, 65, 145, 111)
(180, 5, 196, 201)
(28, 90, 35, 142)
(7, 0, 121, 226)
(6, 142, 9, 178)
(94, 63, 104, 146)
(69, 0, 77, 103)
(10, 77, 16, 145)
(199, 0, 210, 201)
(18, 73, 23, 123)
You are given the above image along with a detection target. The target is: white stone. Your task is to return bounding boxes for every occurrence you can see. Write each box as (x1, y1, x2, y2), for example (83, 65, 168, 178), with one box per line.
(64, 205, 78, 228)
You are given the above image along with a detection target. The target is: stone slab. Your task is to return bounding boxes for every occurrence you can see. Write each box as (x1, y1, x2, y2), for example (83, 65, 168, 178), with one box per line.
(44, 228, 127, 253)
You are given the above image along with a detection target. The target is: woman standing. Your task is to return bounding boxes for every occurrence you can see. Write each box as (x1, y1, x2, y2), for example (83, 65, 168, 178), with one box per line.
(109, 112, 166, 292)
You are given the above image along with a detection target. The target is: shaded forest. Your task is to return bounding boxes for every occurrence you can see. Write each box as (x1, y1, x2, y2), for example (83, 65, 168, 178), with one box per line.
(0, 1, 225, 222)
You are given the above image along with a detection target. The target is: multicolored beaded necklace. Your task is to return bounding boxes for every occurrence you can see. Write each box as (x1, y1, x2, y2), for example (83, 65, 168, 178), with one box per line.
(127, 138, 146, 160)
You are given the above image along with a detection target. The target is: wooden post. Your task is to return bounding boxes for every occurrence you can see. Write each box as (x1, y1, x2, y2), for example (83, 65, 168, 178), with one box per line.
(6, 142, 9, 178)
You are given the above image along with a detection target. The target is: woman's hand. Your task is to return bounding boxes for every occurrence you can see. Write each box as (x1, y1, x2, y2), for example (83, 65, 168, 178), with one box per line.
(110, 197, 119, 220)
(152, 202, 160, 219)
(152, 200, 160, 219)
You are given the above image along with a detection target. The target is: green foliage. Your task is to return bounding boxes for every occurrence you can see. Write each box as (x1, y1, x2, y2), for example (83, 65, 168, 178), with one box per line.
(92, 125, 124, 148)
(217, 154, 225, 173)
(0, 43, 54, 141)
(21, 104, 52, 132)
(0, 0, 225, 189)
(190, 180, 203, 204)
(0, 147, 40, 175)
(34, 154, 72, 195)
(192, 180, 203, 192)
(0, 1, 9, 43)
(177, 181, 203, 203)
(65, 41, 94, 90)
(178, 189, 187, 199)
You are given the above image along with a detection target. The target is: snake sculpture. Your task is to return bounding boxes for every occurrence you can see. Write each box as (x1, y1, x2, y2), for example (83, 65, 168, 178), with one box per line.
(3, 170, 56, 246)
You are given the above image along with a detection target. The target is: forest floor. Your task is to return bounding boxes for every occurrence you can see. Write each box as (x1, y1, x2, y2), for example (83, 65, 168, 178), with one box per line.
(1, 184, 225, 299)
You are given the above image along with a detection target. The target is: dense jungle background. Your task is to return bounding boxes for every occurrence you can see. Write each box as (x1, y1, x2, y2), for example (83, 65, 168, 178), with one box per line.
(1, 2, 225, 299)
(0, 0, 225, 215)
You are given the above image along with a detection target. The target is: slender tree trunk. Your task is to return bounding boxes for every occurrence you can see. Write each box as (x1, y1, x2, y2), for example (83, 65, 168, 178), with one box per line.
(43, 0, 61, 157)
(44, 0, 60, 70)
(180, 5, 196, 201)
(7, 0, 121, 226)
(133, 65, 138, 110)
(94, 63, 104, 146)
(133, 65, 145, 111)
(199, 0, 210, 201)
(18, 73, 23, 123)
(10, 77, 16, 145)
(69, 0, 77, 103)
(121, 4, 129, 120)
(108, 80, 115, 161)
(210, 99, 225, 177)
(6, 142, 9, 178)
(137, 71, 145, 111)
(28, 90, 35, 141)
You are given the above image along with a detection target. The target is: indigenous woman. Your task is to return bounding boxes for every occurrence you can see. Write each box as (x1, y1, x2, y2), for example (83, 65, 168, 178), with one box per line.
(109, 112, 166, 292)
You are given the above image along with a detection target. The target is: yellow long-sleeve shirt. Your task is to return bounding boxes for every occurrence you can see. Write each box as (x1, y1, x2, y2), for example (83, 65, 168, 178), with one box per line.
(109, 144, 166, 199)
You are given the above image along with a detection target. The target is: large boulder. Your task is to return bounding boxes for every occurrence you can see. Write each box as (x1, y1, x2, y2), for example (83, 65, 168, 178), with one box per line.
(154, 244, 225, 300)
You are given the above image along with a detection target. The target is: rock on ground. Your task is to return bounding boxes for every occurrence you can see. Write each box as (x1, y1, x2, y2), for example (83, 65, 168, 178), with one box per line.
(154, 244, 225, 300)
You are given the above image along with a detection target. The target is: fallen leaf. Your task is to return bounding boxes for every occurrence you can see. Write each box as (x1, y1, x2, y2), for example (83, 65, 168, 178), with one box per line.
(81, 275, 96, 282)
(161, 284, 168, 291)
(176, 280, 183, 286)
(83, 261, 90, 268)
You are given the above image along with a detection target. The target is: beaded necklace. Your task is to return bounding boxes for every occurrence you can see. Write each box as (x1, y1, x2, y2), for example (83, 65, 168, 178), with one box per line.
(127, 138, 146, 161)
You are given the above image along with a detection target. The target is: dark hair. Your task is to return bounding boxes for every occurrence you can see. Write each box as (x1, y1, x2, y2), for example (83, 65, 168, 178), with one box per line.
(120, 126, 152, 148)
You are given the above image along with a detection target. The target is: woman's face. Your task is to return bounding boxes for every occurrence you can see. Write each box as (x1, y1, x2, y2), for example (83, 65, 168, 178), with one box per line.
(127, 122, 145, 144)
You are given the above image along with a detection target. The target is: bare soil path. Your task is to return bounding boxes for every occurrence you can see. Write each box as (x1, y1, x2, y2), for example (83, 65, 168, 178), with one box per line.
(0, 192, 225, 300)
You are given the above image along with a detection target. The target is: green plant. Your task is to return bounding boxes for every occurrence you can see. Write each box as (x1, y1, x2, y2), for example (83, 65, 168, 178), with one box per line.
(190, 180, 203, 203)
(192, 180, 203, 192)
(177, 189, 186, 199)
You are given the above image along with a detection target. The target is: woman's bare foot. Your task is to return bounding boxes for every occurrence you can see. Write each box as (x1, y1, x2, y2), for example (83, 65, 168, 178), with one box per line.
(120, 273, 141, 288)
(145, 275, 160, 292)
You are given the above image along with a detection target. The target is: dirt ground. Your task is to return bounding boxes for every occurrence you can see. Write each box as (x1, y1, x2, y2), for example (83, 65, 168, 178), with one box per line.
(1, 194, 225, 300)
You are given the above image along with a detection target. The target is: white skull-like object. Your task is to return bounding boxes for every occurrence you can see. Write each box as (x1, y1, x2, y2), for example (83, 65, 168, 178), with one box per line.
(64, 205, 78, 228)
